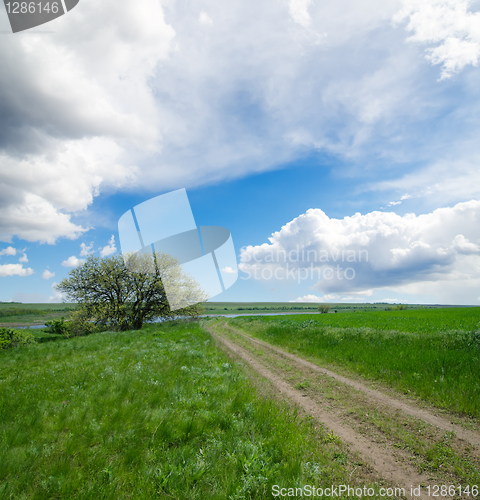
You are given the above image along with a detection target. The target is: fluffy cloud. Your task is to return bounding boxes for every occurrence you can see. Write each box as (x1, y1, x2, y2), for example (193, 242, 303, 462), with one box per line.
(290, 294, 341, 302)
(0, 246, 16, 256)
(394, 0, 480, 79)
(0, 263, 34, 277)
(289, 0, 312, 28)
(100, 235, 116, 257)
(0, 139, 135, 243)
(1, 0, 480, 247)
(239, 200, 480, 301)
(0, 0, 174, 243)
(80, 242, 94, 257)
(0, 193, 87, 244)
(222, 266, 237, 274)
(19, 253, 28, 263)
(61, 256, 85, 267)
(42, 270, 55, 280)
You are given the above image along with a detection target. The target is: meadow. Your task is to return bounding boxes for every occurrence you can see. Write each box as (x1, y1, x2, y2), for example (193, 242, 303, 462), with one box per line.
(230, 307, 480, 417)
(0, 303, 76, 327)
(0, 300, 461, 327)
(202, 301, 432, 315)
(0, 320, 357, 499)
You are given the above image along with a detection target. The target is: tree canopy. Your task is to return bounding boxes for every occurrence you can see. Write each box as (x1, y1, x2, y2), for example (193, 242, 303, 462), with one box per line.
(56, 252, 208, 331)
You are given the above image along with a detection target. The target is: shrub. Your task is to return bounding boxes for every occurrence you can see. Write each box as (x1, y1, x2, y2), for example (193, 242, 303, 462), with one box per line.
(66, 307, 106, 337)
(45, 317, 69, 336)
(318, 305, 331, 314)
(385, 304, 408, 311)
(45, 310, 106, 338)
(0, 327, 35, 350)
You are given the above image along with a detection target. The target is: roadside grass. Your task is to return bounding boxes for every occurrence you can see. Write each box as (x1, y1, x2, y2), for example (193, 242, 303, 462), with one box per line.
(210, 320, 480, 492)
(254, 307, 480, 334)
(211, 321, 480, 486)
(0, 320, 357, 499)
(229, 308, 480, 418)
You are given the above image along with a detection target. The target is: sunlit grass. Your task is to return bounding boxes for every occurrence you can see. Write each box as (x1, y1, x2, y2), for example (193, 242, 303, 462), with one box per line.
(0, 321, 353, 499)
(231, 308, 480, 417)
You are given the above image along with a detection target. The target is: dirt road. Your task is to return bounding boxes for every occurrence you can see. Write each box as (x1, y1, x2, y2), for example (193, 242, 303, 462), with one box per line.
(207, 321, 480, 500)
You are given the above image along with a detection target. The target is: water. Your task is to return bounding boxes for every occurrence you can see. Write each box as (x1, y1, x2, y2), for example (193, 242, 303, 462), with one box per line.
(13, 311, 318, 329)
(14, 324, 47, 329)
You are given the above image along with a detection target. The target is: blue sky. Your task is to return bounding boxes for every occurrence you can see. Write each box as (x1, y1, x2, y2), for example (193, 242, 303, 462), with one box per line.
(1, 0, 480, 305)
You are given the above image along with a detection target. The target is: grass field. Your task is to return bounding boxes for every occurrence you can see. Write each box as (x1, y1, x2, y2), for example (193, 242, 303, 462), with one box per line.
(202, 301, 434, 315)
(229, 307, 480, 417)
(2, 306, 480, 498)
(0, 303, 76, 327)
(0, 320, 362, 499)
(1, 301, 470, 327)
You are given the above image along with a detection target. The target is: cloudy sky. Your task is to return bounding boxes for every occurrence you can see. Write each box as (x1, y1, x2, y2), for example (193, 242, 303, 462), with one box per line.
(1, 0, 480, 305)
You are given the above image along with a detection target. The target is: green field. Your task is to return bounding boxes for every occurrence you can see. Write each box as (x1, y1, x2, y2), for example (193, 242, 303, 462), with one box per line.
(203, 301, 433, 315)
(229, 307, 480, 417)
(0, 303, 77, 327)
(0, 321, 359, 499)
(2, 306, 480, 497)
(0, 301, 468, 327)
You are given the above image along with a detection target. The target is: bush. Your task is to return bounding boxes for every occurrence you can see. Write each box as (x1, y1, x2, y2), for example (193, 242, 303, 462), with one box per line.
(0, 327, 35, 350)
(45, 317, 69, 336)
(318, 305, 331, 314)
(66, 307, 106, 337)
(45, 310, 107, 338)
(385, 304, 408, 311)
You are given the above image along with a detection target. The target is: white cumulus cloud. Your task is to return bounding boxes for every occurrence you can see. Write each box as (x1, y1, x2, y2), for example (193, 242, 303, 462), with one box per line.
(100, 235, 117, 257)
(239, 200, 480, 302)
(0, 193, 87, 244)
(0, 263, 34, 277)
(61, 256, 85, 267)
(42, 270, 55, 280)
(394, 0, 480, 79)
(222, 266, 237, 274)
(80, 242, 94, 257)
(0, 0, 174, 243)
(290, 294, 340, 302)
(0, 246, 16, 256)
(2, 0, 480, 251)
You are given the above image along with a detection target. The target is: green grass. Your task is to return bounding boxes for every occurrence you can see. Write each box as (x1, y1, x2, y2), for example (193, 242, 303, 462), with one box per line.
(203, 301, 432, 315)
(0, 320, 354, 499)
(0, 303, 77, 326)
(230, 308, 480, 417)
(253, 307, 480, 333)
(0, 304, 76, 312)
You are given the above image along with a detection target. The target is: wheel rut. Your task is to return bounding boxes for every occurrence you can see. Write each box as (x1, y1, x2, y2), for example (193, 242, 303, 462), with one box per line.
(225, 323, 480, 449)
(206, 322, 480, 500)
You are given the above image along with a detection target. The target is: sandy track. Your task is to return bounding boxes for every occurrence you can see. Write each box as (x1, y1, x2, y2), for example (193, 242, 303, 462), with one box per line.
(207, 322, 480, 499)
(224, 323, 480, 449)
